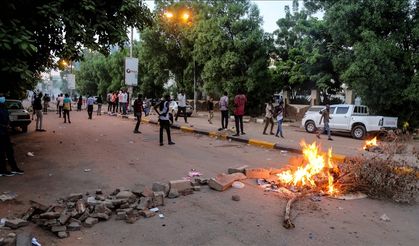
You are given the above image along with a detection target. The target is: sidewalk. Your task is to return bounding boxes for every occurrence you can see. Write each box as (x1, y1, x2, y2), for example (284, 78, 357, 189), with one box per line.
(118, 111, 366, 160)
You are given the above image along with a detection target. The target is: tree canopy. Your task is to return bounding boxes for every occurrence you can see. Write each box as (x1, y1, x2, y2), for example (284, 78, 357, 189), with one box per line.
(0, 0, 152, 98)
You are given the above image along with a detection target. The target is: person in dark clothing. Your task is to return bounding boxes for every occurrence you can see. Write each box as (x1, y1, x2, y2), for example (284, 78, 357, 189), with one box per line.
(96, 95, 103, 115)
(33, 93, 45, 132)
(0, 96, 24, 176)
(77, 96, 83, 111)
(207, 97, 214, 124)
(133, 94, 143, 133)
(154, 95, 175, 146)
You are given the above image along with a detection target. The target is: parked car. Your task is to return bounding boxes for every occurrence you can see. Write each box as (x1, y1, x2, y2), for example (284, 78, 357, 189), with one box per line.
(169, 101, 193, 117)
(301, 104, 398, 139)
(5, 99, 31, 132)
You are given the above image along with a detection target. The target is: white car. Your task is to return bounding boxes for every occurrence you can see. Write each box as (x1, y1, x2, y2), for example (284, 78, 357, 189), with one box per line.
(169, 101, 193, 117)
(301, 104, 398, 139)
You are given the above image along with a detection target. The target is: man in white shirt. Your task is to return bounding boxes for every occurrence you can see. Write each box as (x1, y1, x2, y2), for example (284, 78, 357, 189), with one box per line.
(56, 94, 64, 118)
(218, 91, 229, 131)
(119, 90, 128, 115)
(175, 90, 188, 123)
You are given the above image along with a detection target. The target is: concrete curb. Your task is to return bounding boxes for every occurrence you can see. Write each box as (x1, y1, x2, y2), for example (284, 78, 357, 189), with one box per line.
(115, 114, 348, 162)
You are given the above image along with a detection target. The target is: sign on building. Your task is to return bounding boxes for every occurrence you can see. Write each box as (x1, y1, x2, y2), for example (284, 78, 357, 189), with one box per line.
(125, 57, 139, 86)
(67, 74, 76, 90)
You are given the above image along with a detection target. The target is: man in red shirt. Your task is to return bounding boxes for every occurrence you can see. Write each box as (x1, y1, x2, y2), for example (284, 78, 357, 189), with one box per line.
(133, 94, 143, 133)
(232, 89, 247, 136)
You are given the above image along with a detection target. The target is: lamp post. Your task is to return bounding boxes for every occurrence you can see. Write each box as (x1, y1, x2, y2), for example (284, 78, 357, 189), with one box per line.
(163, 8, 197, 114)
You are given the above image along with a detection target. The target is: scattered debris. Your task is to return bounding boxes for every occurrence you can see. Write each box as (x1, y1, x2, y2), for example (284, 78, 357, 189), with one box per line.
(208, 173, 246, 191)
(232, 195, 241, 201)
(84, 169, 91, 172)
(232, 181, 245, 189)
(26, 152, 35, 157)
(188, 169, 202, 178)
(228, 165, 248, 174)
(32, 237, 42, 246)
(380, 214, 391, 222)
(0, 192, 17, 202)
(245, 168, 270, 179)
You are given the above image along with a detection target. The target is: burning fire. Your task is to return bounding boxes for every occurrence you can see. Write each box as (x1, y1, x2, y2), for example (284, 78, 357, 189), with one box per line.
(277, 141, 339, 195)
(363, 137, 378, 150)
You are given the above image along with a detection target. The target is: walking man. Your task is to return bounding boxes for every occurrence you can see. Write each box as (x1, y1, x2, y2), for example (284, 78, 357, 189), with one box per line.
(0, 96, 24, 176)
(317, 104, 333, 140)
(155, 95, 175, 146)
(263, 99, 275, 135)
(43, 94, 50, 114)
(33, 93, 45, 132)
(107, 92, 112, 112)
(218, 91, 229, 131)
(120, 90, 128, 115)
(175, 90, 188, 123)
(275, 101, 284, 138)
(232, 89, 247, 136)
(133, 94, 143, 133)
(63, 94, 72, 123)
(86, 95, 95, 120)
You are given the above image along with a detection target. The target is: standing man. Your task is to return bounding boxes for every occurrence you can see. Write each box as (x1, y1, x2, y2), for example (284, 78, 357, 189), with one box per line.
(155, 95, 175, 146)
(120, 90, 128, 115)
(86, 95, 95, 120)
(275, 101, 285, 138)
(219, 91, 229, 131)
(133, 94, 143, 134)
(63, 93, 72, 123)
(0, 96, 24, 176)
(317, 104, 333, 141)
(263, 99, 275, 135)
(232, 88, 247, 136)
(96, 95, 103, 115)
(107, 92, 112, 112)
(33, 93, 45, 132)
(207, 97, 214, 124)
(175, 90, 188, 123)
(43, 94, 50, 114)
(57, 93, 64, 118)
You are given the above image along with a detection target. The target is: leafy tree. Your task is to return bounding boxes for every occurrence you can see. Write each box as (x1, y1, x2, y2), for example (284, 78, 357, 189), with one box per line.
(0, 0, 152, 98)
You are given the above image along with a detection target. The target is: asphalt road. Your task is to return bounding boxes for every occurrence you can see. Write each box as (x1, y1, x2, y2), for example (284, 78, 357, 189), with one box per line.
(0, 111, 417, 246)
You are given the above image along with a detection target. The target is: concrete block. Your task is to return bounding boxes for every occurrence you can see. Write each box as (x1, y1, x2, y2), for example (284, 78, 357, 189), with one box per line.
(245, 168, 271, 179)
(169, 180, 192, 192)
(84, 217, 99, 227)
(40, 212, 60, 219)
(67, 193, 83, 202)
(116, 212, 128, 221)
(152, 182, 169, 195)
(116, 191, 135, 199)
(57, 231, 68, 238)
(5, 218, 29, 229)
(67, 221, 81, 231)
(51, 225, 66, 233)
(153, 192, 165, 207)
(58, 213, 71, 225)
(228, 165, 248, 174)
(167, 189, 179, 199)
(208, 173, 247, 191)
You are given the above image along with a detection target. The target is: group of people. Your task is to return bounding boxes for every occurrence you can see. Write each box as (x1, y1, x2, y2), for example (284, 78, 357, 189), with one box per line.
(107, 90, 129, 115)
(263, 99, 285, 138)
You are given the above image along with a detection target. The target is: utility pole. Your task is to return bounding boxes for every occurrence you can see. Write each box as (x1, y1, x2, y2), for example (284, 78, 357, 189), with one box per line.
(128, 27, 134, 112)
(193, 60, 197, 115)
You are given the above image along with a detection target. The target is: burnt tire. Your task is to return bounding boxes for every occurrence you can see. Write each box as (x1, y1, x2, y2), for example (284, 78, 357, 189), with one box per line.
(305, 121, 316, 133)
(351, 125, 366, 140)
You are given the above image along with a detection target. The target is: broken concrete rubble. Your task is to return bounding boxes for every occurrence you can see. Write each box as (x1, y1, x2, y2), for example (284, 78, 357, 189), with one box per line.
(169, 180, 192, 192)
(245, 168, 271, 179)
(208, 173, 247, 191)
(228, 165, 249, 174)
(4, 218, 29, 229)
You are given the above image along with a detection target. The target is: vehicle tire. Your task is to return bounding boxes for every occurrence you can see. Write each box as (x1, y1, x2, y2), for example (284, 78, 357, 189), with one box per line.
(351, 125, 366, 140)
(304, 121, 316, 133)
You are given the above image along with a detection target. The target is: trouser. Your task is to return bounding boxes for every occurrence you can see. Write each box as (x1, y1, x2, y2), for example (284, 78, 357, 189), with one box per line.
(97, 104, 102, 115)
(276, 119, 283, 137)
(221, 110, 229, 129)
(112, 102, 116, 113)
(56, 104, 59, 114)
(87, 105, 93, 119)
(134, 112, 142, 131)
(63, 109, 70, 123)
(208, 110, 214, 123)
(43, 103, 48, 113)
(77, 104, 82, 111)
(116, 102, 119, 112)
(175, 106, 187, 122)
(323, 122, 331, 138)
(58, 106, 63, 118)
(35, 110, 43, 130)
(0, 134, 19, 172)
(159, 120, 172, 144)
(107, 102, 112, 112)
(234, 115, 244, 134)
(121, 103, 127, 115)
(263, 117, 274, 134)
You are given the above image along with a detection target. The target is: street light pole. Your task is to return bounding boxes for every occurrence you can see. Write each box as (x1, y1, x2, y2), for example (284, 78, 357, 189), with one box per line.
(128, 26, 134, 112)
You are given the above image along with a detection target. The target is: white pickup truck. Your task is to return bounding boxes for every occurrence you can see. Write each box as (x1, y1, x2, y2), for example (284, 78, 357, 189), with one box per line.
(301, 104, 398, 139)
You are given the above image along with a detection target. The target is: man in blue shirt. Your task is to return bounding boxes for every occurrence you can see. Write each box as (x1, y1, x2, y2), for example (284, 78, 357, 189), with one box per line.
(86, 95, 95, 120)
(0, 96, 24, 176)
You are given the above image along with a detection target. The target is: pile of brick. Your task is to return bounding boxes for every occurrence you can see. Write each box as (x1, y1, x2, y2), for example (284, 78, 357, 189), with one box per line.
(4, 179, 208, 239)
(2, 167, 274, 240)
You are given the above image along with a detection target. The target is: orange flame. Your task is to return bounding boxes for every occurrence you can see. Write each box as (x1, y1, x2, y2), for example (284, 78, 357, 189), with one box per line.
(363, 137, 377, 150)
(277, 141, 338, 194)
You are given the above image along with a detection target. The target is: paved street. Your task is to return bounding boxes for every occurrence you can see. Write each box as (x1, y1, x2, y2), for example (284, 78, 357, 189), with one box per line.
(0, 111, 418, 245)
